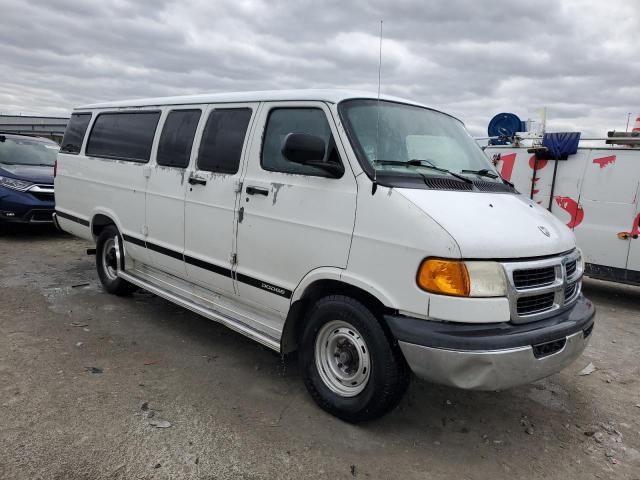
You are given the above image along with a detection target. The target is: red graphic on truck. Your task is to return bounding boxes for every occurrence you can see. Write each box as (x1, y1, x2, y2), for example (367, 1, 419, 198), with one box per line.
(619, 213, 640, 240)
(529, 156, 548, 170)
(529, 156, 546, 198)
(554, 196, 584, 229)
(498, 153, 517, 181)
(592, 155, 616, 169)
(631, 213, 640, 237)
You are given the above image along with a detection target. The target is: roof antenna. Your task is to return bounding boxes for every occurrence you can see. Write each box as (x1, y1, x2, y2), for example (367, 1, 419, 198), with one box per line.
(372, 19, 383, 195)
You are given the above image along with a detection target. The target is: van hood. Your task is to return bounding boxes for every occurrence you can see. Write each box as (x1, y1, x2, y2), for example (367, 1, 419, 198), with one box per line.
(0, 163, 54, 184)
(397, 189, 576, 259)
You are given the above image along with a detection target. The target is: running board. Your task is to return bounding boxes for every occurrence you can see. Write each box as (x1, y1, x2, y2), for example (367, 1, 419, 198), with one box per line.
(118, 270, 281, 352)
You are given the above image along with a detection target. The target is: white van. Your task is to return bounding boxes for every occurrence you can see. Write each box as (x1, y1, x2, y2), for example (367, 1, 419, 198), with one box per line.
(54, 90, 595, 421)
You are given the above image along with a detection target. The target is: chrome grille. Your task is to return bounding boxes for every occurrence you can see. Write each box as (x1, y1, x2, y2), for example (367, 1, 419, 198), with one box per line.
(565, 282, 577, 300)
(566, 260, 577, 278)
(27, 184, 54, 202)
(517, 292, 555, 315)
(502, 250, 583, 323)
(513, 266, 556, 289)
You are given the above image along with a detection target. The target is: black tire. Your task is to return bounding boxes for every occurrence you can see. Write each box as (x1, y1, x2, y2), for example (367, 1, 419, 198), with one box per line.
(95, 225, 137, 296)
(300, 295, 410, 422)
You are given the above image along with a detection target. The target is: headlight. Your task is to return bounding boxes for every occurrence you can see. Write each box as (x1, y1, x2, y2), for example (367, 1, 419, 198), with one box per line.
(0, 176, 33, 192)
(465, 261, 507, 297)
(417, 259, 506, 297)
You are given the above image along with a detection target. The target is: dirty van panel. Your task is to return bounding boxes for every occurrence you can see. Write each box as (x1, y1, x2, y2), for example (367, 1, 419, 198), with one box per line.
(621, 205, 640, 276)
(573, 149, 640, 270)
(183, 104, 257, 298)
(234, 102, 357, 315)
(145, 107, 203, 277)
(56, 109, 159, 263)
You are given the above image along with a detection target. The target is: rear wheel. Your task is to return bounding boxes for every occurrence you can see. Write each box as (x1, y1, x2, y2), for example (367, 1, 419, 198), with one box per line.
(96, 225, 136, 296)
(300, 295, 410, 422)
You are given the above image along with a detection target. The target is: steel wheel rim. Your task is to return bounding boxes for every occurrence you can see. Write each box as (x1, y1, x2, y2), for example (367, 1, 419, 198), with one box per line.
(315, 320, 371, 397)
(102, 237, 118, 281)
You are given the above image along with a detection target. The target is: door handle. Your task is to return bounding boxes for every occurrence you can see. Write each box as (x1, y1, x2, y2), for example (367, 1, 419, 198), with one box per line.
(246, 186, 269, 196)
(188, 175, 207, 186)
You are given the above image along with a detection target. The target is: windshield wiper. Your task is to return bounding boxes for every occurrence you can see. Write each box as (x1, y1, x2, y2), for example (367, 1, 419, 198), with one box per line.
(374, 159, 473, 184)
(460, 168, 499, 179)
(461, 168, 516, 187)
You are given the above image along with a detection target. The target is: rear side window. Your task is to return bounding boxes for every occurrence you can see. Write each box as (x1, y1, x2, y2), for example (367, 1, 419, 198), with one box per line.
(197, 108, 252, 174)
(157, 109, 201, 168)
(261, 108, 339, 176)
(86, 111, 160, 163)
(60, 113, 91, 154)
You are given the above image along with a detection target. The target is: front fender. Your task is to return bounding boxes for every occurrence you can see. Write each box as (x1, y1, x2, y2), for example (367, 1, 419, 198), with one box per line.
(291, 267, 396, 309)
(290, 267, 344, 303)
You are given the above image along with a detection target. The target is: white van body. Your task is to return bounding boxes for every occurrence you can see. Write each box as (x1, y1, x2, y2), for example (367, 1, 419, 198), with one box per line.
(55, 90, 595, 421)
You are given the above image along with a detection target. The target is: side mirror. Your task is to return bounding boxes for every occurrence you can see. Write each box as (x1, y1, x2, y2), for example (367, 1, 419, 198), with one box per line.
(281, 133, 343, 177)
(282, 133, 325, 163)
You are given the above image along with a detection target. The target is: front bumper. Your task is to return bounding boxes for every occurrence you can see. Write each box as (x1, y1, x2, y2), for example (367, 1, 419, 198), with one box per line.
(385, 294, 595, 390)
(0, 186, 54, 223)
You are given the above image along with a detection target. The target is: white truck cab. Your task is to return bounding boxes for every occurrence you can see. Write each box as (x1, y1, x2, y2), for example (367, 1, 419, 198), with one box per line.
(54, 90, 595, 421)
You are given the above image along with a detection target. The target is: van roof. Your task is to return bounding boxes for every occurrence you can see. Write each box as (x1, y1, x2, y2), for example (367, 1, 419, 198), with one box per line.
(76, 89, 429, 111)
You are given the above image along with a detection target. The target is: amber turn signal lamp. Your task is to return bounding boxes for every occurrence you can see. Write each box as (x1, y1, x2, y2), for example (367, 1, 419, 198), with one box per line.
(417, 259, 470, 296)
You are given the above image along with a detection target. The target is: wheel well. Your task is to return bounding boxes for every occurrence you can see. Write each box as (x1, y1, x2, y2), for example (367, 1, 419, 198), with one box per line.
(280, 279, 392, 354)
(91, 214, 116, 239)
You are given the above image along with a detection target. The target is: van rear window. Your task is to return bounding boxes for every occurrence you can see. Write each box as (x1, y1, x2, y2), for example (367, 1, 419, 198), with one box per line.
(197, 109, 252, 174)
(86, 111, 160, 163)
(60, 113, 92, 154)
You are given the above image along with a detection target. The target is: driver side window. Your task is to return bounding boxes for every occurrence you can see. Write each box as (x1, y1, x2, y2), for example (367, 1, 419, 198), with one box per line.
(261, 107, 341, 177)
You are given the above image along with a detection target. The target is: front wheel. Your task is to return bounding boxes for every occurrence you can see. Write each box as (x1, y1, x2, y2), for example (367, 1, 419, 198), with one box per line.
(95, 225, 137, 296)
(300, 295, 410, 422)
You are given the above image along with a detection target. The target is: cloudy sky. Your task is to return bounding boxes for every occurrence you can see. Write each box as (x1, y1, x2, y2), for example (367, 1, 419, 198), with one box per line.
(0, 0, 638, 136)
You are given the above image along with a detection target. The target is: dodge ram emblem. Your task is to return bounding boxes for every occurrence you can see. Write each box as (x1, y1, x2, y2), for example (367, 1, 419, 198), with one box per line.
(538, 226, 551, 237)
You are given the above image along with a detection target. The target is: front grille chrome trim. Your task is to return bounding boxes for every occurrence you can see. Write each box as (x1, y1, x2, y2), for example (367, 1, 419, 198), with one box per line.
(28, 184, 55, 194)
(502, 249, 583, 323)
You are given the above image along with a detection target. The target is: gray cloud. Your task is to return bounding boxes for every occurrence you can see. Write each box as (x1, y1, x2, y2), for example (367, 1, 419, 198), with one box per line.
(0, 0, 638, 136)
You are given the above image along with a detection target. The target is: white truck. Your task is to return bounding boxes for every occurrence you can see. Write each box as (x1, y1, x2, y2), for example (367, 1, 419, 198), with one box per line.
(54, 90, 595, 421)
(485, 132, 640, 286)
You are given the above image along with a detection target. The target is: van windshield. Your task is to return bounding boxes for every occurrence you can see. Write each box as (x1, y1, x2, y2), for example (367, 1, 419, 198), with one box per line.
(0, 137, 59, 167)
(339, 99, 499, 185)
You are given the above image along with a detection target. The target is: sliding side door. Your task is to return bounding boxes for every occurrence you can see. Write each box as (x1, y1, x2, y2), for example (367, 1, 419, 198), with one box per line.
(145, 108, 202, 277)
(183, 103, 257, 297)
